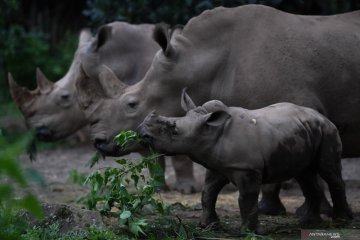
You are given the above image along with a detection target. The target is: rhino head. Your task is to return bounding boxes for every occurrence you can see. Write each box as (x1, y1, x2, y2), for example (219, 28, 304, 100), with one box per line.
(9, 22, 158, 142)
(138, 89, 231, 155)
(76, 65, 135, 156)
(76, 24, 186, 156)
(8, 30, 94, 141)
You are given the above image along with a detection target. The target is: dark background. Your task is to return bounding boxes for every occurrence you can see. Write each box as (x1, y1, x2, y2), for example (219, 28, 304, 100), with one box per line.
(1, 0, 360, 103)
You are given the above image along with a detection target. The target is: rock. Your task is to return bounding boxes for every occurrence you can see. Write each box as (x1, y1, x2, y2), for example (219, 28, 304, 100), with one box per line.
(23, 203, 105, 233)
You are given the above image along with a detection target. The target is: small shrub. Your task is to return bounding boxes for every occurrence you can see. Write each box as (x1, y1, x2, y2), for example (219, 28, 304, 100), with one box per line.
(82, 131, 167, 237)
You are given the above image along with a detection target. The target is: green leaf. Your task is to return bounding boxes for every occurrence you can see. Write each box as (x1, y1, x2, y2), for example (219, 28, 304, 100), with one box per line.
(178, 224, 187, 240)
(132, 199, 141, 209)
(0, 185, 13, 201)
(0, 158, 27, 186)
(16, 194, 43, 219)
(131, 174, 139, 187)
(86, 151, 101, 168)
(114, 130, 141, 149)
(129, 219, 147, 236)
(24, 168, 46, 188)
(116, 159, 127, 165)
(120, 210, 131, 220)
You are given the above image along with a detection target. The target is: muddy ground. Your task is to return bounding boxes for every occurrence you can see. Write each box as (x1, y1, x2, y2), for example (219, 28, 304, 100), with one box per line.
(20, 144, 360, 239)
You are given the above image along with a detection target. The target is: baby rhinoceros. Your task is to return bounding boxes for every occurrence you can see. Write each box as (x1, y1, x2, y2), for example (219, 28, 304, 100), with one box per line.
(138, 90, 352, 234)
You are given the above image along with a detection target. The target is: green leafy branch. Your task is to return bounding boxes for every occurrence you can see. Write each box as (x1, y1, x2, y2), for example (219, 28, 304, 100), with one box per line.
(82, 130, 168, 237)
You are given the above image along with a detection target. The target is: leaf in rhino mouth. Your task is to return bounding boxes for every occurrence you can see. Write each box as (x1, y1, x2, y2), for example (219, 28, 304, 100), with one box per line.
(114, 130, 143, 150)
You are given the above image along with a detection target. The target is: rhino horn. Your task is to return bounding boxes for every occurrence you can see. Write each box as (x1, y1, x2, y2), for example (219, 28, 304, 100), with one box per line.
(36, 68, 53, 94)
(98, 65, 128, 98)
(76, 65, 104, 110)
(181, 88, 196, 112)
(8, 72, 35, 108)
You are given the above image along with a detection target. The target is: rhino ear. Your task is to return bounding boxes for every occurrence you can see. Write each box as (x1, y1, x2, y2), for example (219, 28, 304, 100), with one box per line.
(76, 65, 104, 111)
(204, 111, 231, 127)
(153, 23, 175, 57)
(79, 28, 92, 46)
(8, 73, 35, 108)
(36, 68, 53, 94)
(181, 88, 196, 112)
(90, 25, 112, 52)
(98, 65, 128, 98)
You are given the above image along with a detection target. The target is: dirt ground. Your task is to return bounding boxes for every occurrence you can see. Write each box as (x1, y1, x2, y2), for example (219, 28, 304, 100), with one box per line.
(20, 144, 360, 239)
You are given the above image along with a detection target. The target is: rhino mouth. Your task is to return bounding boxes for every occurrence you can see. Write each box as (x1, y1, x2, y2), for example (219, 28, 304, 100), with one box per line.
(35, 126, 54, 141)
(137, 126, 154, 147)
(140, 135, 154, 148)
(94, 139, 141, 157)
(94, 139, 119, 156)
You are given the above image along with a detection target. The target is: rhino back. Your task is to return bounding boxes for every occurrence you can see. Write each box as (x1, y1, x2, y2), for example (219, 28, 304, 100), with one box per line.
(178, 5, 360, 122)
(212, 103, 328, 181)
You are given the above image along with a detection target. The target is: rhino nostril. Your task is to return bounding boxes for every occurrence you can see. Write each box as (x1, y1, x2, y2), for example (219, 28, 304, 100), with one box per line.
(94, 138, 106, 147)
(35, 126, 51, 137)
(90, 120, 99, 127)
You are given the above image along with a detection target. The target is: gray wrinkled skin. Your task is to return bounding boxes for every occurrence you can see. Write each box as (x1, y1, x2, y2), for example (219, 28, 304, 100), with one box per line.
(9, 22, 158, 141)
(138, 94, 353, 234)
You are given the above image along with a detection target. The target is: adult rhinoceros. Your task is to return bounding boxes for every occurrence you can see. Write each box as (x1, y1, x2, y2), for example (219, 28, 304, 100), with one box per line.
(76, 5, 360, 214)
(8, 22, 159, 141)
(8, 22, 198, 193)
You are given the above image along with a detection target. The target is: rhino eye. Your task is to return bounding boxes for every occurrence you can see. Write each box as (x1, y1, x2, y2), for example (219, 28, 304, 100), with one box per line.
(171, 128, 178, 136)
(61, 93, 70, 100)
(128, 102, 138, 109)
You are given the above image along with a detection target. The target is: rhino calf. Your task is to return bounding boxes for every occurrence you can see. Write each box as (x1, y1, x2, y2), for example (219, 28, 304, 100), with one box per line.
(138, 90, 352, 234)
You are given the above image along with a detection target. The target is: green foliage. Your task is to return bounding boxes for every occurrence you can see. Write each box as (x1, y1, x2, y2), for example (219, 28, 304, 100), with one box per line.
(1, 27, 78, 90)
(82, 131, 167, 237)
(23, 223, 120, 240)
(114, 130, 143, 150)
(83, 0, 360, 27)
(0, 130, 44, 240)
(0, 1, 78, 102)
(68, 169, 88, 185)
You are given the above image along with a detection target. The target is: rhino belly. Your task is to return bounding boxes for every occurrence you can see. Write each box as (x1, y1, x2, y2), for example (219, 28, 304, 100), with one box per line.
(337, 121, 360, 158)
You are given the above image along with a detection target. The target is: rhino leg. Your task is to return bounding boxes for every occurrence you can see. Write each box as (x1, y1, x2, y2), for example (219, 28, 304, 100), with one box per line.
(258, 183, 286, 215)
(199, 169, 228, 227)
(156, 155, 169, 191)
(296, 171, 323, 226)
(296, 176, 333, 217)
(317, 142, 353, 222)
(171, 155, 198, 194)
(236, 171, 264, 235)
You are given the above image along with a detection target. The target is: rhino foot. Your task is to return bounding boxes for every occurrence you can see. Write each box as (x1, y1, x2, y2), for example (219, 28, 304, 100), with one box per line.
(199, 212, 219, 228)
(333, 207, 353, 223)
(296, 199, 333, 217)
(158, 184, 170, 192)
(173, 179, 198, 194)
(240, 223, 266, 236)
(258, 197, 286, 216)
(299, 214, 323, 226)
